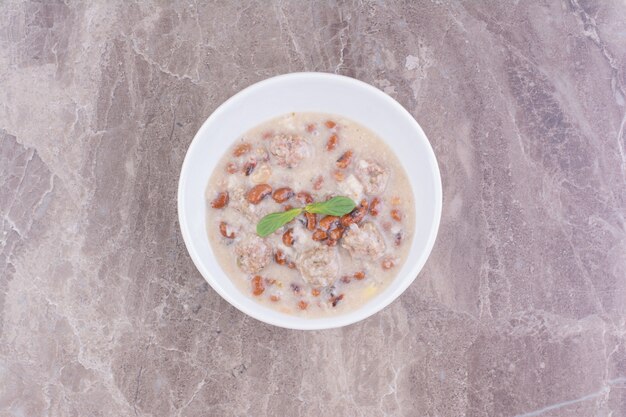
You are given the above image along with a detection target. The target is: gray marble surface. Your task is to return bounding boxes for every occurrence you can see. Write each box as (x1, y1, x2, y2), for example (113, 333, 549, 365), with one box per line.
(1, 1, 626, 416)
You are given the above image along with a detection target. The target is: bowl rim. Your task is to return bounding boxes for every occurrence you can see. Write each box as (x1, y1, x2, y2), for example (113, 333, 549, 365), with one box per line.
(177, 72, 442, 330)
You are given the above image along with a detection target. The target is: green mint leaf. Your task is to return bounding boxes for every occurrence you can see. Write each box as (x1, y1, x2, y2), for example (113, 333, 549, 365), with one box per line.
(256, 208, 303, 237)
(256, 196, 356, 238)
(305, 196, 356, 216)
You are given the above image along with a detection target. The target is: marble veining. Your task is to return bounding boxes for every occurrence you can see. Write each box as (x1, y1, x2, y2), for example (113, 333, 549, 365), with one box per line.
(1, 1, 625, 416)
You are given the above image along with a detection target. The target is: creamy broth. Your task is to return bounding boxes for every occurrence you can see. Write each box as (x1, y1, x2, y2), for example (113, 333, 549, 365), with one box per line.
(206, 113, 415, 317)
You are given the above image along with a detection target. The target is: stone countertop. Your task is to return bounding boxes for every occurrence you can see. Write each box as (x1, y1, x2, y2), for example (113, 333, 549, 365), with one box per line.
(1, 1, 625, 416)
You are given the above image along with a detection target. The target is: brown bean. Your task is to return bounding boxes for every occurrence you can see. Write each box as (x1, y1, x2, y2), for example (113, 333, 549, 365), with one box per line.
(243, 159, 257, 176)
(283, 204, 294, 211)
(325, 120, 336, 129)
(296, 191, 313, 204)
(382, 257, 395, 270)
(233, 143, 251, 156)
(298, 300, 309, 310)
(326, 134, 338, 151)
(340, 213, 353, 227)
(312, 229, 328, 241)
(311, 288, 321, 297)
(211, 192, 229, 209)
(369, 197, 381, 216)
(282, 228, 294, 246)
(326, 239, 338, 247)
(270, 295, 280, 302)
(354, 271, 366, 280)
(318, 215, 339, 230)
(313, 175, 324, 190)
(336, 150, 353, 169)
(226, 162, 238, 174)
(306, 123, 316, 133)
(251, 275, 265, 296)
(305, 212, 317, 231)
(340, 205, 367, 227)
(274, 249, 287, 265)
(219, 221, 235, 239)
(330, 293, 344, 307)
(272, 187, 294, 203)
(246, 184, 272, 204)
(390, 209, 402, 222)
(352, 206, 367, 223)
(329, 227, 344, 240)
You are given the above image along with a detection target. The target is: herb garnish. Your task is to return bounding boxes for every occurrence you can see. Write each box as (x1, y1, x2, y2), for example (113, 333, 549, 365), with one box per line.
(256, 196, 356, 237)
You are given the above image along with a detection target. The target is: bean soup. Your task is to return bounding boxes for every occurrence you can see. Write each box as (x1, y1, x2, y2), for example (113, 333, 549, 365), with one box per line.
(206, 113, 415, 317)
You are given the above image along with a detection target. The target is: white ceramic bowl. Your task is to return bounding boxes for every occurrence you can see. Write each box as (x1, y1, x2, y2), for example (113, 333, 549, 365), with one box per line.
(178, 73, 441, 330)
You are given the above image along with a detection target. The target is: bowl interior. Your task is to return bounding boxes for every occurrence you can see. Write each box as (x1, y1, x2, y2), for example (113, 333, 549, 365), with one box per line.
(178, 73, 441, 330)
